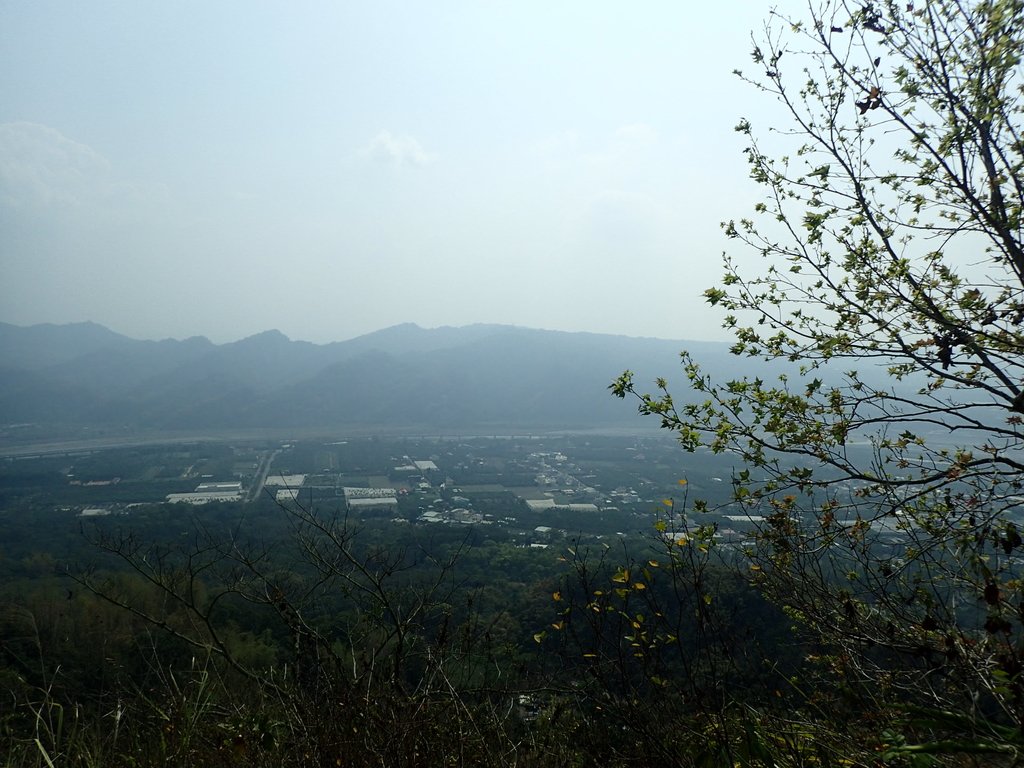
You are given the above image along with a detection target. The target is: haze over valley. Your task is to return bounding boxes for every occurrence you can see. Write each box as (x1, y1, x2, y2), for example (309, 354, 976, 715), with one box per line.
(0, 320, 750, 449)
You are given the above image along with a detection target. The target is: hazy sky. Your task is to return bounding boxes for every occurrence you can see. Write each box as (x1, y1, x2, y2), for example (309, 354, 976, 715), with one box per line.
(1, 2, 796, 344)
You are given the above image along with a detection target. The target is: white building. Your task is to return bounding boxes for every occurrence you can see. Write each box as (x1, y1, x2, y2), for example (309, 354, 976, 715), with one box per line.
(264, 474, 306, 487)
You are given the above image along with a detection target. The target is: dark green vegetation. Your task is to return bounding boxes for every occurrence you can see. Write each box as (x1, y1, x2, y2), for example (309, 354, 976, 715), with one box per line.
(1, 435, 802, 766)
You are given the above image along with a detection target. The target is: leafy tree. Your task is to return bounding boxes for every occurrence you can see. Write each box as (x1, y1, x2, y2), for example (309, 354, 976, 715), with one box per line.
(614, 0, 1024, 758)
(547, 501, 800, 766)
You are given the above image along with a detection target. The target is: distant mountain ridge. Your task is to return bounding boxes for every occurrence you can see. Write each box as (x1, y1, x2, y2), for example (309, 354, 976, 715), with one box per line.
(0, 321, 744, 435)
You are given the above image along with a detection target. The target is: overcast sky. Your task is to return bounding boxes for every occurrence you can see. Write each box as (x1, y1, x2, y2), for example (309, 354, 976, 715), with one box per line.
(1, 2, 797, 344)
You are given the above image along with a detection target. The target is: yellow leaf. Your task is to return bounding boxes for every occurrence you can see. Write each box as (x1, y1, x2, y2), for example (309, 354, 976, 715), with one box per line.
(633, 582, 647, 590)
(552, 621, 565, 631)
(662, 498, 673, 507)
(648, 560, 660, 568)
(552, 591, 562, 602)
(676, 536, 688, 547)
(654, 519, 667, 532)
(533, 632, 545, 643)
(678, 479, 688, 486)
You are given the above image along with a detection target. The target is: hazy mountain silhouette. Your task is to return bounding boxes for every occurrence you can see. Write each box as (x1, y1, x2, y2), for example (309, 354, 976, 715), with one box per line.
(0, 321, 134, 370)
(0, 321, 762, 434)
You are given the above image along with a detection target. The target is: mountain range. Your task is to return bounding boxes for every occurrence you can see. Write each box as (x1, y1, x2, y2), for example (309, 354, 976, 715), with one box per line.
(0, 321, 753, 438)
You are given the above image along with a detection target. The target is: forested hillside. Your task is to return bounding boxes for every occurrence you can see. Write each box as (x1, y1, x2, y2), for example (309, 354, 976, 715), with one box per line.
(0, 322, 748, 436)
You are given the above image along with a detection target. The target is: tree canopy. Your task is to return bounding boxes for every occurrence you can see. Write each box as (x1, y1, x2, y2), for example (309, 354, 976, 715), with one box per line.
(614, 0, 1024, 757)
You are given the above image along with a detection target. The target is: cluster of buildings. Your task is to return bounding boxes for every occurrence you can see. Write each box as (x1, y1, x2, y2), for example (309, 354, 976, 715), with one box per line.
(344, 486, 400, 512)
(166, 481, 243, 505)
